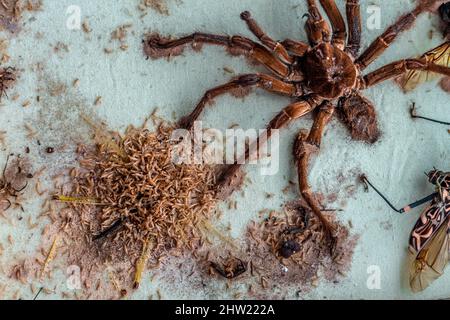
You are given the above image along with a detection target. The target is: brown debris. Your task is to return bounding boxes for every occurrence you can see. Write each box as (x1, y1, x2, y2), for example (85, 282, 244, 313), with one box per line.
(0, 155, 32, 212)
(0, 0, 42, 33)
(110, 24, 132, 52)
(210, 255, 247, 279)
(245, 201, 357, 297)
(138, 0, 171, 16)
(50, 122, 218, 296)
(82, 20, 91, 34)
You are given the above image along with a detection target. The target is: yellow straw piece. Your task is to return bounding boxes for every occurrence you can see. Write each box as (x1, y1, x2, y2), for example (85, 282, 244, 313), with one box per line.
(40, 236, 59, 280)
(52, 195, 107, 206)
(133, 238, 154, 289)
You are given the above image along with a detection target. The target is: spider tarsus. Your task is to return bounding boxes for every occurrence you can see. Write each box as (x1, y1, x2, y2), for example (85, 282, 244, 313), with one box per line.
(143, 33, 186, 60)
(240, 11, 251, 21)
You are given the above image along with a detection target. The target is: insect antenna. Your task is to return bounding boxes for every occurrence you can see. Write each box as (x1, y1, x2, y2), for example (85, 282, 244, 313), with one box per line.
(361, 175, 438, 213)
(33, 287, 43, 300)
(410, 104, 450, 125)
(360, 175, 404, 213)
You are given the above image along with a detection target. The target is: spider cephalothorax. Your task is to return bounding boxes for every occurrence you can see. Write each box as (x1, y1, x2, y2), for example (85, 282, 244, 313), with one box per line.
(302, 43, 358, 99)
(144, 0, 450, 249)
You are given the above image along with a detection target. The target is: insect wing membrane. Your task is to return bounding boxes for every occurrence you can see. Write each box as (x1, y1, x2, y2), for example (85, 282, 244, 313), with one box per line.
(398, 42, 450, 92)
(409, 214, 450, 293)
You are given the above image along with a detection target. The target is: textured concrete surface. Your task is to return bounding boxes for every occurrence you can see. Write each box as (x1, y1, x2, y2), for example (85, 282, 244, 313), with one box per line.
(0, 0, 449, 299)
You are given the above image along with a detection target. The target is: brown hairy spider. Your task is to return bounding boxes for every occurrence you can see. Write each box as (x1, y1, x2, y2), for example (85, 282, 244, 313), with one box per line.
(144, 0, 450, 248)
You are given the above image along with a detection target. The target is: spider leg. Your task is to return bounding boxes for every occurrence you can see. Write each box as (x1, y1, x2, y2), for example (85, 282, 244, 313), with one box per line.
(216, 96, 322, 199)
(318, 0, 347, 50)
(294, 102, 337, 252)
(356, 3, 431, 70)
(305, 0, 332, 46)
(280, 39, 309, 57)
(144, 33, 290, 78)
(361, 58, 450, 88)
(345, 0, 362, 57)
(240, 11, 293, 64)
(178, 74, 303, 130)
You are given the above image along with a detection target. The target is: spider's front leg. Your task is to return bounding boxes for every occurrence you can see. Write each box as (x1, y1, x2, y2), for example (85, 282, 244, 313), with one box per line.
(294, 101, 337, 251)
(318, 0, 347, 49)
(239, 11, 293, 64)
(361, 58, 450, 88)
(305, 0, 332, 45)
(345, 0, 362, 57)
(216, 96, 322, 199)
(356, 2, 433, 70)
(178, 73, 302, 130)
(144, 32, 290, 78)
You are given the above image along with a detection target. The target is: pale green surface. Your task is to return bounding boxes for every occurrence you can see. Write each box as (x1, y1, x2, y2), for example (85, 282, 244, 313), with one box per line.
(0, 0, 449, 300)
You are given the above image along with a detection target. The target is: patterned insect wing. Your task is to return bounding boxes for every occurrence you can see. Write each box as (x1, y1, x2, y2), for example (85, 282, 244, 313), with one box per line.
(409, 194, 450, 292)
(397, 42, 450, 92)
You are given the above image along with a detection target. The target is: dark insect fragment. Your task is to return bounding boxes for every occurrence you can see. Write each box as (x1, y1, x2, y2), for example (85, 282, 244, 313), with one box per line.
(439, 2, 450, 23)
(210, 257, 247, 279)
(279, 240, 301, 259)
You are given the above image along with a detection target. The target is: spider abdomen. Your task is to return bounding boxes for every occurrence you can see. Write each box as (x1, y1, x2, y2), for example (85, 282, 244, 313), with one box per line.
(302, 43, 357, 99)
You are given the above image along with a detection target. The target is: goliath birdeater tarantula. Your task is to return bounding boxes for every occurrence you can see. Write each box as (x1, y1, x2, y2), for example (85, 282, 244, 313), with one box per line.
(144, 0, 450, 248)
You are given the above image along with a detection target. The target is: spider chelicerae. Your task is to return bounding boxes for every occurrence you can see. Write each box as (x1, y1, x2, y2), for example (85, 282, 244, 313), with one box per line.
(144, 0, 450, 249)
